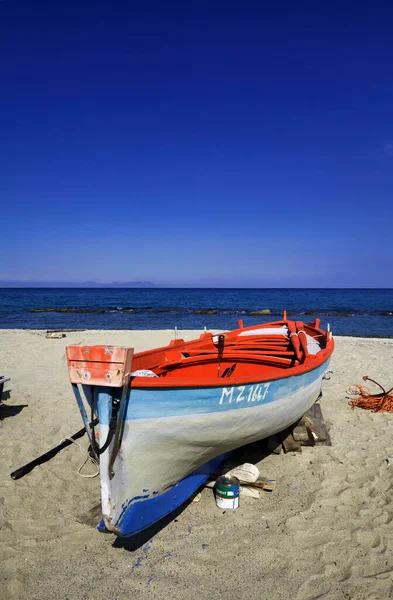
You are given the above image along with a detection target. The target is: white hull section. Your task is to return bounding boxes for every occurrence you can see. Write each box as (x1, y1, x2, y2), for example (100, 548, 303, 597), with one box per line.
(101, 369, 325, 527)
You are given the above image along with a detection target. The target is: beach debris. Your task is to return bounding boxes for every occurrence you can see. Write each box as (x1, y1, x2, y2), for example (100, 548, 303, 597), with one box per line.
(348, 376, 393, 412)
(217, 463, 272, 498)
(46, 331, 66, 339)
(238, 478, 276, 492)
(193, 492, 202, 503)
(257, 478, 276, 491)
(238, 478, 276, 495)
(204, 480, 215, 488)
(207, 473, 276, 496)
(206, 463, 276, 499)
(240, 486, 260, 499)
(223, 463, 260, 482)
(386, 458, 393, 465)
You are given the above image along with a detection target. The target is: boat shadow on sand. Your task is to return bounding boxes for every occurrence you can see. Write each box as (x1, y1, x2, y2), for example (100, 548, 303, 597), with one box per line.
(0, 388, 28, 421)
(78, 438, 274, 552)
(0, 402, 28, 420)
(76, 494, 200, 552)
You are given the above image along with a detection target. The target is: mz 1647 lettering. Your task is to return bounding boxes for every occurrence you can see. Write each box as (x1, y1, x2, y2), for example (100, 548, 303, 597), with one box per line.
(219, 383, 271, 405)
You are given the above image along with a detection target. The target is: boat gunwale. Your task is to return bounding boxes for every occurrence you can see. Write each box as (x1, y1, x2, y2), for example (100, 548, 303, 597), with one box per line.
(130, 337, 334, 390)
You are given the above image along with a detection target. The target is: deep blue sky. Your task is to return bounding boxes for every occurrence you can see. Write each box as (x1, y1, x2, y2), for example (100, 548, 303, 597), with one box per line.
(1, 1, 393, 287)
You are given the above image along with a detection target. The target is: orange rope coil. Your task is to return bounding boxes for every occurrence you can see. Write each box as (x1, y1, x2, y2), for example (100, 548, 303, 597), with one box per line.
(347, 376, 393, 413)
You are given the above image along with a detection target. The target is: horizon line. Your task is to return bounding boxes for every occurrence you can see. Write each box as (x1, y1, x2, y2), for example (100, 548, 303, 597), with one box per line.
(1, 285, 393, 290)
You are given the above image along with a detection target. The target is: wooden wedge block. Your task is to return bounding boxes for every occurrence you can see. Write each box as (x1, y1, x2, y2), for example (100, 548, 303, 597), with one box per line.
(282, 432, 302, 453)
(260, 403, 331, 458)
(303, 416, 331, 446)
(292, 418, 312, 444)
(302, 403, 331, 445)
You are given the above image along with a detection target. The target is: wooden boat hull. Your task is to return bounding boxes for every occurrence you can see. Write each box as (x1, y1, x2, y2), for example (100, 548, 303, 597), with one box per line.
(95, 358, 330, 537)
(66, 319, 334, 538)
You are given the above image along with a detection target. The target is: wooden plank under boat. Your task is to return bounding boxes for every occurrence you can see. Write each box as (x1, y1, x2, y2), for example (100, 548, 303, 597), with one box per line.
(66, 318, 334, 538)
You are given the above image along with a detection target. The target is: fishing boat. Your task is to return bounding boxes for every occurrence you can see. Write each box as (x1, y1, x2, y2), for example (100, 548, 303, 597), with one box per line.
(66, 316, 334, 538)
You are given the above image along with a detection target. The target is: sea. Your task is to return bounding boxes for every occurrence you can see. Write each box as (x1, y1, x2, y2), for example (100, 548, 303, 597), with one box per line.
(0, 288, 392, 337)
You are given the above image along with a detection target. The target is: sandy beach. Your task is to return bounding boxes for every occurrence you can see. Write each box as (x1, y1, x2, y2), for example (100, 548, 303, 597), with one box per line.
(1, 329, 393, 600)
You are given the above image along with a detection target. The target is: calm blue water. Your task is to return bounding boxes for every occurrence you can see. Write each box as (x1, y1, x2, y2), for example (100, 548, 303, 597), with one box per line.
(0, 288, 392, 337)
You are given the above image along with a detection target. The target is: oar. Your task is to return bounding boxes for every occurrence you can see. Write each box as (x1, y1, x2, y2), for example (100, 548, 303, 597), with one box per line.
(10, 418, 98, 480)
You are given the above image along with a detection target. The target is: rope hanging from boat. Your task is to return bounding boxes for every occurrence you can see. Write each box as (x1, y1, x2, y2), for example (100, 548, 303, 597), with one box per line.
(347, 376, 393, 413)
(59, 437, 99, 478)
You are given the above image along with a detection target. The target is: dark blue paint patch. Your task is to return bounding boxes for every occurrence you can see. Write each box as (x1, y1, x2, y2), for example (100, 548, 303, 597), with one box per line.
(142, 540, 152, 554)
(130, 558, 143, 573)
(131, 539, 153, 573)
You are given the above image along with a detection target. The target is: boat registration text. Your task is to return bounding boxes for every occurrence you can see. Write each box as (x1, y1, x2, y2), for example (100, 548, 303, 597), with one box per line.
(219, 383, 271, 405)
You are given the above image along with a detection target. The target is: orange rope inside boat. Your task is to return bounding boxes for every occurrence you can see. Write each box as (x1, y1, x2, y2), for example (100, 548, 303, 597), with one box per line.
(348, 376, 393, 412)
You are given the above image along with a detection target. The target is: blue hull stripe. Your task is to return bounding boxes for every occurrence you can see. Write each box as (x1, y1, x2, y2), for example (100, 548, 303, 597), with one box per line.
(98, 361, 328, 423)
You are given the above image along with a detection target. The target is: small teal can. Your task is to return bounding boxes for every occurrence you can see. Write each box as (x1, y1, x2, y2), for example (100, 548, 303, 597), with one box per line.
(215, 475, 240, 509)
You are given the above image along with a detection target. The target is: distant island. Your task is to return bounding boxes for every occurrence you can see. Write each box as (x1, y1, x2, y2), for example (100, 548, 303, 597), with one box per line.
(0, 281, 157, 288)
